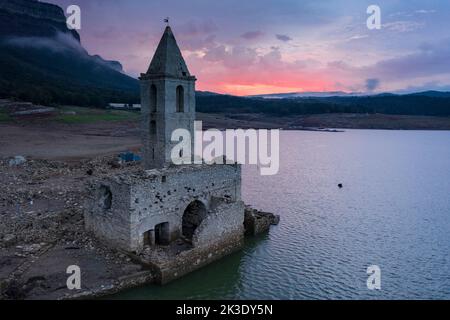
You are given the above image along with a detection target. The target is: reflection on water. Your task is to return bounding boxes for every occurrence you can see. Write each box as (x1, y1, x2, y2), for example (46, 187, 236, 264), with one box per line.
(113, 130, 450, 300)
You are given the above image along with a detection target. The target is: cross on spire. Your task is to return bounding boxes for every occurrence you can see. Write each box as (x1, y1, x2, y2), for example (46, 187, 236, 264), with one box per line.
(164, 17, 170, 26)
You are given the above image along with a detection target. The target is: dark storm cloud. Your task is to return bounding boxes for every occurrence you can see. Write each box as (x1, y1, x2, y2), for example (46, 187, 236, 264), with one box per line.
(276, 34, 292, 42)
(241, 31, 265, 40)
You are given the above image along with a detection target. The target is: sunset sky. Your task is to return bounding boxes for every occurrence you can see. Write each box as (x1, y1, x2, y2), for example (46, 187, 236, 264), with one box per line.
(51, 0, 450, 96)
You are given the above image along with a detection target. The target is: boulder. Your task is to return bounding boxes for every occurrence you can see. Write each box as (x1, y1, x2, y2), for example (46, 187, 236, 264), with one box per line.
(244, 206, 280, 236)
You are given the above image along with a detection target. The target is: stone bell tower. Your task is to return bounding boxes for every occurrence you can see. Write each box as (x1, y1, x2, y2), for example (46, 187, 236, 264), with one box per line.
(86, 23, 273, 286)
(140, 26, 197, 169)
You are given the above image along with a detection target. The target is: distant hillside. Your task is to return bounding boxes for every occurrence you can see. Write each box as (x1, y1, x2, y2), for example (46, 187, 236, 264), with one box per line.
(0, 0, 139, 107)
(197, 92, 450, 117)
(249, 91, 364, 99)
(249, 90, 450, 99)
(1, 0, 449, 117)
(407, 91, 450, 98)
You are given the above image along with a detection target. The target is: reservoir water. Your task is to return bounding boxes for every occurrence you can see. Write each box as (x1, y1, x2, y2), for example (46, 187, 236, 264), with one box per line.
(114, 130, 450, 299)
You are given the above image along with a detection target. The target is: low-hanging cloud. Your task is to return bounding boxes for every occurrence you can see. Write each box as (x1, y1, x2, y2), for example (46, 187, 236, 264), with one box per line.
(3, 32, 85, 54)
(46, 0, 450, 94)
(2, 32, 124, 72)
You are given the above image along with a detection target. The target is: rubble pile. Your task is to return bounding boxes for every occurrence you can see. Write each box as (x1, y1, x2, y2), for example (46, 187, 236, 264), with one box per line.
(0, 155, 145, 299)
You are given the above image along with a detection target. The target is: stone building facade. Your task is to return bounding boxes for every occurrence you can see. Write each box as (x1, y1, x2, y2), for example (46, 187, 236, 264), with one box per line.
(86, 164, 244, 253)
(86, 26, 246, 283)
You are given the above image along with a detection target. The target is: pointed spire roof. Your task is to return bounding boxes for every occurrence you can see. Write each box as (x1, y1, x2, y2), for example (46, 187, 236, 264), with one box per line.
(146, 26, 191, 78)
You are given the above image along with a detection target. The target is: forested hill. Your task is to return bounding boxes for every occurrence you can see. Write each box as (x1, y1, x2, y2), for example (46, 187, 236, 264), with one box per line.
(196, 92, 450, 117)
(0, 0, 139, 107)
(1, 1, 449, 117)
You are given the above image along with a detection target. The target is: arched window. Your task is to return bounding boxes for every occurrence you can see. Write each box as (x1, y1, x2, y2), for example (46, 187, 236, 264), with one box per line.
(176, 85, 184, 113)
(150, 120, 156, 135)
(98, 185, 112, 211)
(150, 84, 157, 113)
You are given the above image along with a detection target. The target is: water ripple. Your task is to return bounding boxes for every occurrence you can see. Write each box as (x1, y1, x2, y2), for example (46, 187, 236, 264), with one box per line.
(114, 130, 450, 300)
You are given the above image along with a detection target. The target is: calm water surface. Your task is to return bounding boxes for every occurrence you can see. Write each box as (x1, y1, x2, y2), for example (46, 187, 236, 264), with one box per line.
(114, 130, 450, 299)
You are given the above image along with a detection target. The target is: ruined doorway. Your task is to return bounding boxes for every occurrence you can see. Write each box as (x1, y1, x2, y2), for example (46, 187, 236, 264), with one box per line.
(155, 222, 170, 245)
(143, 229, 154, 246)
(182, 200, 207, 241)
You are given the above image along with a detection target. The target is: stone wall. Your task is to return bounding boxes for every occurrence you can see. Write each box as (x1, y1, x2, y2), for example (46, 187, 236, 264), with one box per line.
(140, 77, 196, 169)
(155, 232, 243, 284)
(193, 200, 245, 247)
(87, 163, 243, 253)
(130, 164, 242, 251)
(85, 179, 132, 251)
(84, 163, 282, 285)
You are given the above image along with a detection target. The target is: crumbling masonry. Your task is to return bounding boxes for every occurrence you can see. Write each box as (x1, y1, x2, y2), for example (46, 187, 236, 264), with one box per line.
(86, 26, 250, 284)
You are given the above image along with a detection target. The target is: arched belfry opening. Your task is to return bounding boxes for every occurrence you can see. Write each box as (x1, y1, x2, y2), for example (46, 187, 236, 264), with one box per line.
(150, 120, 156, 135)
(182, 200, 207, 240)
(150, 84, 157, 113)
(176, 85, 184, 112)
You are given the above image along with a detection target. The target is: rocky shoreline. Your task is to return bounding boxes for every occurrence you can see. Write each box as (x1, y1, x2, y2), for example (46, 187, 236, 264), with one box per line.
(0, 156, 147, 299)
(0, 156, 279, 300)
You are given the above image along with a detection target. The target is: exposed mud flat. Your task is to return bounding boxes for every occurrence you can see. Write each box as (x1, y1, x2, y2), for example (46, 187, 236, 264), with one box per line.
(0, 122, 141, 160)
(0, 156, 154, 300)
(0, 156, 276, 299)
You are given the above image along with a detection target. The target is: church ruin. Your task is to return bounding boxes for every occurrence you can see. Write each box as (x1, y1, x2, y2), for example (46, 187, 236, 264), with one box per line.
(86, 26, 247, 283)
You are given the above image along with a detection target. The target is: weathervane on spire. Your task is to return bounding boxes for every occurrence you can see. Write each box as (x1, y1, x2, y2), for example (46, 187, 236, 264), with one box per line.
(164, 17, 170, 26)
